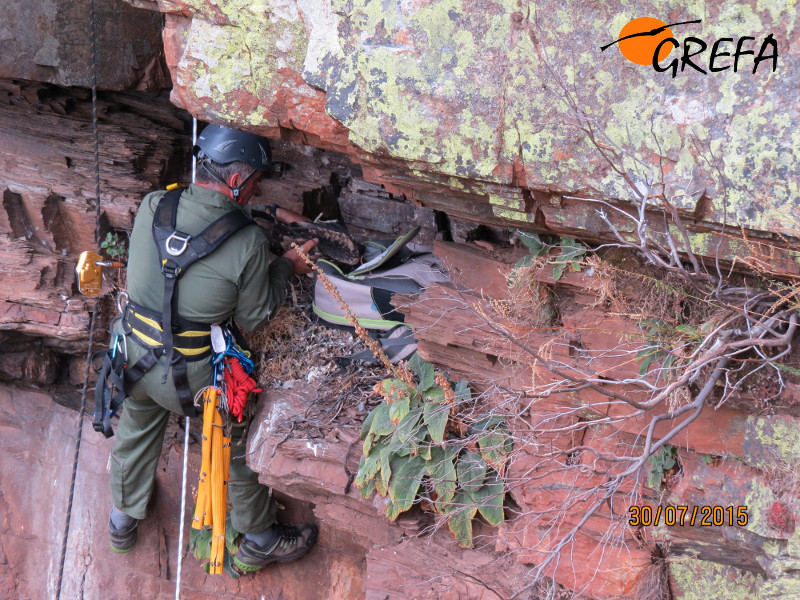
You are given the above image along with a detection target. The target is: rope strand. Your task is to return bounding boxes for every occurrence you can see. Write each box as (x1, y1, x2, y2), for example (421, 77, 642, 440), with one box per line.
(55, 0, 102, 595)
(175, 116, 199, 599)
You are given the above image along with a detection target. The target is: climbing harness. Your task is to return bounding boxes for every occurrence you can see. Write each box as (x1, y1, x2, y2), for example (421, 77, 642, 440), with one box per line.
(149, 187, 255, 415)
(91, 304, 128, 437)
(90, 187, 257, 437)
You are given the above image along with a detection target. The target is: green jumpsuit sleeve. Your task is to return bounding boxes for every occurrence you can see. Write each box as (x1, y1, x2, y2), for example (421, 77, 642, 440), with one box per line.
(234, 241, 295, 331)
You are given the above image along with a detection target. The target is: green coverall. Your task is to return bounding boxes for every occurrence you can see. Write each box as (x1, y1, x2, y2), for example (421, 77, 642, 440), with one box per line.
(110, 184, 294, 534)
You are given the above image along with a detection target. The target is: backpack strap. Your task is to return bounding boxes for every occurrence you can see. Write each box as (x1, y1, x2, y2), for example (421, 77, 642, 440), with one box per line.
(150, 188, 254, 416)
(350, 226, 421, 276)
(92, 346, 127, 438)
(349, 325, 418, 364)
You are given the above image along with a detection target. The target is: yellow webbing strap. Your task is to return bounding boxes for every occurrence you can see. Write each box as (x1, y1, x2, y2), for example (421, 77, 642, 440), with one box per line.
(127, 308, 212, 356)
(129, 328, 211, 356)
(191, 387, 231, 574)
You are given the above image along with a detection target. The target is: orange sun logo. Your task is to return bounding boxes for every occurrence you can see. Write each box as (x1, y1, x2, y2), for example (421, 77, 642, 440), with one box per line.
(616, 17, 675, 65)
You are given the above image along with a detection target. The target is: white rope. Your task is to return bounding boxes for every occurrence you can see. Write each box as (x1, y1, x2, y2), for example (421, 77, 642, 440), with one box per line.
(175, 418, 190, 600)
(175, 116, 199, 600)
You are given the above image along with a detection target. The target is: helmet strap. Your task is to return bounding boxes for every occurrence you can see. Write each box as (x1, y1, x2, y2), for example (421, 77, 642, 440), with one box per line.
(198, 156, 257, 204)
(229, 169, 259, 204)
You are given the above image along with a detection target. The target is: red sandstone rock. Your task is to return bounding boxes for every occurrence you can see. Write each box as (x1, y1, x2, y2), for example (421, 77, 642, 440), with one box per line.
(247, 383, 541, 599)
(0, 0, 167, 90)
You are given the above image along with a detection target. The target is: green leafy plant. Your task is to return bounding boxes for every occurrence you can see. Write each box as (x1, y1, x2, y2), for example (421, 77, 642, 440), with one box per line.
(512, 232, 588, 281)
(552, 236, 588, 281)
(355, 353, 512, 547)
(636, 318, 713, 377)
(647, 445, 678, 489)
(776, 362, 800, 377)
(188, 513, 241, 577)
(100, 231, 127, 260)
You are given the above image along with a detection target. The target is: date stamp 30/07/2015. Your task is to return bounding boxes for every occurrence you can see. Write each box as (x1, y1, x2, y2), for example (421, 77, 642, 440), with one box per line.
(628, 505, 749, 527)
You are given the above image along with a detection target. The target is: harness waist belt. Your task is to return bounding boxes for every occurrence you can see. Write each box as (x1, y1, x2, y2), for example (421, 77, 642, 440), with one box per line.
(123, 302, 212, 359)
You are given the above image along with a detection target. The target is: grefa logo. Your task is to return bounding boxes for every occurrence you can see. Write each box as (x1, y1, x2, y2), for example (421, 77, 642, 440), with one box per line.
(601, 17, 778, 77)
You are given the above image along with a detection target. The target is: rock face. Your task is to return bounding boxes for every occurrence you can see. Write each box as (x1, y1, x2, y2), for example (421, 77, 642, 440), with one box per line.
(148, 0, 800, 273)
(0, 0, 169, 90)
(394, 240, 800, 599)
(0, 384, 375, 600)
(247, 382, 537, 600)
(2, 0, 800, 599)
(0, 79, 191, 390)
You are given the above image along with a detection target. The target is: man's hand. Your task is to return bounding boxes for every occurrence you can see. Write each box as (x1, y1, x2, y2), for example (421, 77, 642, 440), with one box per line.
(282, 239, 318, 275)
(276, 207, 311, 224)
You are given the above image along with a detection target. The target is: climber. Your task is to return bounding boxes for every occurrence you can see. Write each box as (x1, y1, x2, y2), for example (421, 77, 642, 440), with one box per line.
(107, 124, 319, 574)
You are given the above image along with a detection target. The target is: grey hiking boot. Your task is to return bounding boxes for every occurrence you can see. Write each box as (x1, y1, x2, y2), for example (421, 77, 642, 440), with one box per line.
(109, 506, 139, 553)
(233, 522, 318, 574)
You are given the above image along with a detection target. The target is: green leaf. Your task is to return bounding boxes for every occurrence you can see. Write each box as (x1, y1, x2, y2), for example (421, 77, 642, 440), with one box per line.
(375, 476, 388, 497)
(379, 445, 393, 488)
(512, 254, 533, 272)
(224, 514, 240, 555)
(382, 378, 411, 402)
(445, 491, 478, 548)
(675, 324, 701, 341)
(189, 526, 212, 561)
(360, 405, 378, 440)
(519, 231, 548, 256)
(558, 236, 587, 262)
(552, 236, 587, 280)
(388, 392, 410, 425)
(408, 352, 424, 377)
(423, 387, 446, 404)
(552, 261, 567, 281)
(454, 379, 471, 403)
(427, 446, 457, 504)
(423, 399, 450, 444)
(409, 353, 435, 392)
(386, 410, 424, 457)
(456, 451, 487, 494)
(358, 477, 376, 499)
(638, 346, 665, 375)
(222, 546, 240, 579)
(477, 430, 510, 473)
(362, 432, 374, 455)
(469, 476, 505, 526)
(417, 443, 432, 461)
(191, 514, 240, 578)
(471, 414, 504, 432)
(385, 455, 427, 519)
(368, 401, 395, 437)
(355, 447, 382, 489)
(385, 498, 405, 521)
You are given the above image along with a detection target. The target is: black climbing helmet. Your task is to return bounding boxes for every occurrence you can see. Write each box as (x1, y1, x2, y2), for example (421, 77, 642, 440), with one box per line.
(194, 124, 272, 171)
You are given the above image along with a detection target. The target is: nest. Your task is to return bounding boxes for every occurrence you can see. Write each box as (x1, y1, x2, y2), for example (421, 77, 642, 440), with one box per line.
(243, 274, 387, 437)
